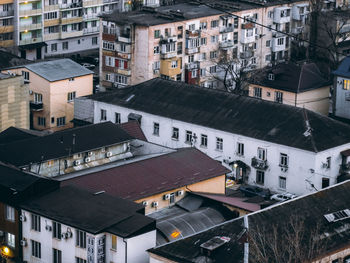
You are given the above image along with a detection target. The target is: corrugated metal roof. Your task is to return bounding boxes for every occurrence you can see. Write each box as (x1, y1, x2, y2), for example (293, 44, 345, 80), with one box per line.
(63, 148, 229, 201)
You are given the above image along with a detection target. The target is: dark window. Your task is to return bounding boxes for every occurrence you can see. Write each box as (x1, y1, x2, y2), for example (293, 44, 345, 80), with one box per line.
(31, 214, 41, 232)
(53, 221, 61, 239)
(53, 248, 62, 263)
(256, 171, 265, 185)
(322, 178, 330, 189)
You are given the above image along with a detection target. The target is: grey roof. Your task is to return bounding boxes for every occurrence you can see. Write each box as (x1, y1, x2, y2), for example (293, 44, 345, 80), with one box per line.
(21, 185, 155, 236)
(250, 62, 330, 93)
(149, 180, 350, 262)
(333, 56, 350, 78)
(85, 78, 350, 152)
(23, 59, 93, 82)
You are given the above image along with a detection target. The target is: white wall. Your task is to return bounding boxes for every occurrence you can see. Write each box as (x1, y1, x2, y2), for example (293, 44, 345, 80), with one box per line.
(87, 100, 350, 195)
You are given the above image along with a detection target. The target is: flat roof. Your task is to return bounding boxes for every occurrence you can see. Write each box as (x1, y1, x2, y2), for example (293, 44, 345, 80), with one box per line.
(85, 78, 350, 152)
(63, 148, 230, 201)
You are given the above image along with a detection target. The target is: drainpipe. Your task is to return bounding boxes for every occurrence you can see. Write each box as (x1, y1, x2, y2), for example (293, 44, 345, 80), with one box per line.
(243, 215, 249, 263)
(123, 238, 128, 263)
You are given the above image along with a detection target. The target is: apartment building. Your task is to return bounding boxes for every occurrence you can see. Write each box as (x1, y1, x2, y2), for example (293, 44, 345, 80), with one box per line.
(3, 59, 93, 131)
(333, 56, 350, 120)
(0, 72, 29, 132)
(14, 0, 119, 60)
(0, 0, 15, 48)
(99, 0, 311, 90)
(20, 185, 156, 263)
(74, 78, 350, 196)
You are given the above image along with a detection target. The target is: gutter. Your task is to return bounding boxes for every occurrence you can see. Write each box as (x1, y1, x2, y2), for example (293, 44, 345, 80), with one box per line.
(243, 215, 249, 263)
(123, 238, 128, 263)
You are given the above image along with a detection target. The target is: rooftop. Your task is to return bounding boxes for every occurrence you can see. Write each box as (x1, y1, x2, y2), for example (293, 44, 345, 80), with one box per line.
(333, 56, 350, 78)
(0, 122, 133, 167)
(9, 59, 93, 82)
(21, 185, 155, 236)
(149, 180, 350, 262)
(85, 78, 350, 152)
(0, 126, 48, 145)
(250, 62, 330, 93)
(62, 147, 229, 201)
(119, 121, 147, 141)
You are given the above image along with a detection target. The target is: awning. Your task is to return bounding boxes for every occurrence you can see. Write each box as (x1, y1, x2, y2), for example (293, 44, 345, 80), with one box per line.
(228, 160, 249, 168)
(19, 42, 47, 50)
(341, 149, 350, 157)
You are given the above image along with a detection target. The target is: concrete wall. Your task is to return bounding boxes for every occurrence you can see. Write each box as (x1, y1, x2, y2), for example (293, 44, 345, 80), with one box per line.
(0, 75, 29, 131)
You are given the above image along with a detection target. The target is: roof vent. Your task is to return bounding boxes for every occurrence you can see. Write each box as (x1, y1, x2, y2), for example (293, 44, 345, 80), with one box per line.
(200, 236, 231, 256)
(324, 209, 350, 222)
(268, 73, 275, 80)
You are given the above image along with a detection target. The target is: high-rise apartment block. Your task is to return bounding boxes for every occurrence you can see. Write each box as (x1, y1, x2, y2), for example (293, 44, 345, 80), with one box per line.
(99, 1, 312, 89)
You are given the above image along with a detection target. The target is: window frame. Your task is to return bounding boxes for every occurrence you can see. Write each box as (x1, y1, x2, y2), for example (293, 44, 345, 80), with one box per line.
(76, 230, 86, 248)
(153, 122, 160, 136)
(237, 142, 244, 156)
(216, 137, 223, 151)
(256, 170, 265, 185)
(52, 221, 61, 240)
(31, 214, 41, 232)
(5, 205, 15, 222)
(185, 130, 192, 143)
(200, 134, 208, 148)
(31, 240, 41, 258)
(172, 127, 179, 140)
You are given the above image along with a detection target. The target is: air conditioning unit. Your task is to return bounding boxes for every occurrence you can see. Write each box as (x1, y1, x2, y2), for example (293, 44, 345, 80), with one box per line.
(152, 201, 158, 207)
(105, 151, 112, 158)
(45, 225, 52, 231)
(65, 231, 73, 238)
(20, 240, 27, 247)
(142, 201, 148, 206)
(84, 157, 91, 163)
(87, 151, 93, 156)
(163, 194, 170, 200)
(281, 166, 288, 172)
(177, 190, 184, 196)
(322, 163, 329, 169)
(153, 69, 160, 74)
(61, 233, 67, 239)
(20, 215, 27, 222)
(74, 160, 81, 166)
(29, 90, 33, 95)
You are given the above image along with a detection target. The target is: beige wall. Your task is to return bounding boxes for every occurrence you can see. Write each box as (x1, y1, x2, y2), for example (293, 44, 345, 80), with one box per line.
(313, 245, 350, 263)
(135, 174, 226, 214)
(0, 75, 29, 131)
(248, 84, 330, 115)
(4, 67, 93, 131)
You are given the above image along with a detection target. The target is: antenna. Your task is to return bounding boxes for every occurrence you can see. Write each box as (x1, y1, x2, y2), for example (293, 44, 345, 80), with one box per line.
(72, 134, 76, 152)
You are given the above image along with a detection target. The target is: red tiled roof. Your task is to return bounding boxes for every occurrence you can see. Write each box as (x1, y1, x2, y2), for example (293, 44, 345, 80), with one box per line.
(63, 148, 230, 201)
(118, 121, 147, 141)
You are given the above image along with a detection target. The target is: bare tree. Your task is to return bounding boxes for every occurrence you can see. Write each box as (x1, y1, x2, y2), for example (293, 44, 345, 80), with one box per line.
(248, 214, 328, 263)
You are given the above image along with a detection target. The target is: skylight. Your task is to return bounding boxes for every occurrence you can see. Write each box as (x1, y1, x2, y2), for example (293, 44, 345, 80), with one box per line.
(324, 209, 350, 222)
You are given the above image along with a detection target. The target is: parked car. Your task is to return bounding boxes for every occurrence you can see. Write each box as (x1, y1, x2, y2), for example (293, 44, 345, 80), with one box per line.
(270, 193, 297, 202)
(81, 63, 95, 69)
(239, 185, 271, 199)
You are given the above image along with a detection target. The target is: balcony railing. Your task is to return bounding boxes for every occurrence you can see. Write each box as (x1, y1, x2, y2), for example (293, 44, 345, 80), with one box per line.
(19, 37, 43, 45)
(186, 29, 200, 38)
(219, 26, 234, 33)
(0, 10, 14, 17)
(219, 40, 234, 49)
(185, 62, 199, 70)
(241, 22, 255, 29)
(19, 8, 42, 17)
(160, 35, 177, 44)
(185, 47, 199, 55)
(160, 51, 176, 59)
(30, 101, 43, 111)
(59, 2, 82, 9)
(251, 157, 268, 170)
(20, 23, 42, 31)
(83, 13, 99, 20)
(83, 27, 99, 34)
(240, 50, 254, 59)
(117, 35, 131, 43)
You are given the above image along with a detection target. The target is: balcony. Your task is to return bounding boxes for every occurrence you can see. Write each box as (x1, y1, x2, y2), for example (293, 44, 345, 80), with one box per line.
(30, 101, 43, 111)
(219, 26, 234, 33)
(83, 27, 99, 35)
(292, 27, 304, 34)
(116, 68, 131, 76)
(186, 29, 200, 38)
(292, 4, 309, 20)
(272, 37, 286, 52)
(240, 50, 254, 59)
(61, 16, 83, 25)
(19, 8, 42, 17)
(60, 30, 83, 39)
(185, 62, 199, 70)
(272, 31, 286, 38)
(273, 7, 291, 24)
(0, 10, 14, 17)
(20, 23, 42, 31)
(185, 47, 199, 55)
(19, 37, 42, 45)
(340, 163, 350, 173)
(219, 40, 234, 49)
(44, 4, 59, 11)
(44, 33, 60, 41)
(83, 0, 103, 7)
(117, 35, 131, 43)
(0, 25, 14, 33)
(240, 33, 256, 44)
(160, 51, 176, 59)
(83, 13, 99, 20)
(59, 2, 82, 9)
(241, 22, 255, 30)
(160, 35, 177, 44)
(251, 157, 268, 170)
(103, 0, 118, 3)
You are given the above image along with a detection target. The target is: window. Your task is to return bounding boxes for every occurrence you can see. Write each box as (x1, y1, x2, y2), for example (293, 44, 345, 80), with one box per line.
(154, 30, 160, 38)
(216, 137, 223, 151)
(171, 60, 178, 68)
(76, 257, 87, 263)
(172, 127, 179, 140)
(31, 240, 41, 258)
(200, 37, 207, 46)
(200, 22, 207, 30)
(185, 131, 192, 143)
(256, 171, 265, 185)
(103, 41, 115, 51)
(344, 79, 350, 90)
(6, 233, 15, 248)
(115, 75, 127, 85)
(280, 153, 288, 167)
(257, 147, 266, 160)
(22, 71, 29, 81)
(51, 43, 57, 52)
(5, 205, 15, 221)
(274, 91, 283, 103)
(153, 122, 159, 136)
(53, 248, 62, 263)
(120, 43, 126, 52)
(211, 35, 218, 43)
(266, 40, 271, 47)
(265, 54, 271, 61)
(233, 32, 238, 44)
(169, 193, 175, 204)
(253, 87, 262, 98)
(326, 157, 331, 169)
(211, 20, 219, 28)
(177, 42, 182, 54)
(115, 113, 121, 124)
(268, 11, 273, 18)
(210, 51, 217, 59)
(209, 66, 217, 73)
(57, 117, 66, 127)
(92, 37, 98, 45)
(188, 55, 194, 63)
(279, 177, 286, 189)
(38, 117, 46, 126)
(234, 17, 238, 28)
(67, 91, 76, 102)
(100, 109, 107, 121)
(153, 61, 160, 70)
(200, 68, 206, 77)
(322, 178, 330, 189)
(34, 93, 42, 103)
(31, 214, 41, 231)
(154, 46, 160, 54)
(62, 41, 68, 50)
(237, 143, 244, 156)
(53, 221, 61, 239)
(76, 230, 86, 248)
(245, 28, 254, 37)
(277, 38, 284, 45)
(191, 69, 197, 78)
(201, 134, 208, 147)
(111, 235, 117, 250)
(188, 24, 195, 31)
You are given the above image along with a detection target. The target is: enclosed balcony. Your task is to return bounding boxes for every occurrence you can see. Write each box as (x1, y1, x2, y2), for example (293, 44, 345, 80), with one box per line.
(219, 40, 234, 49)
(30, 101, 43, 111)
(186, 29, 200, 38)
(185, 61, 199, 70)
(185, 47, 200, 55)
(219, 26, 234, 33)
(240, 49, 254, 59)
(251, 157, 268, 170)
